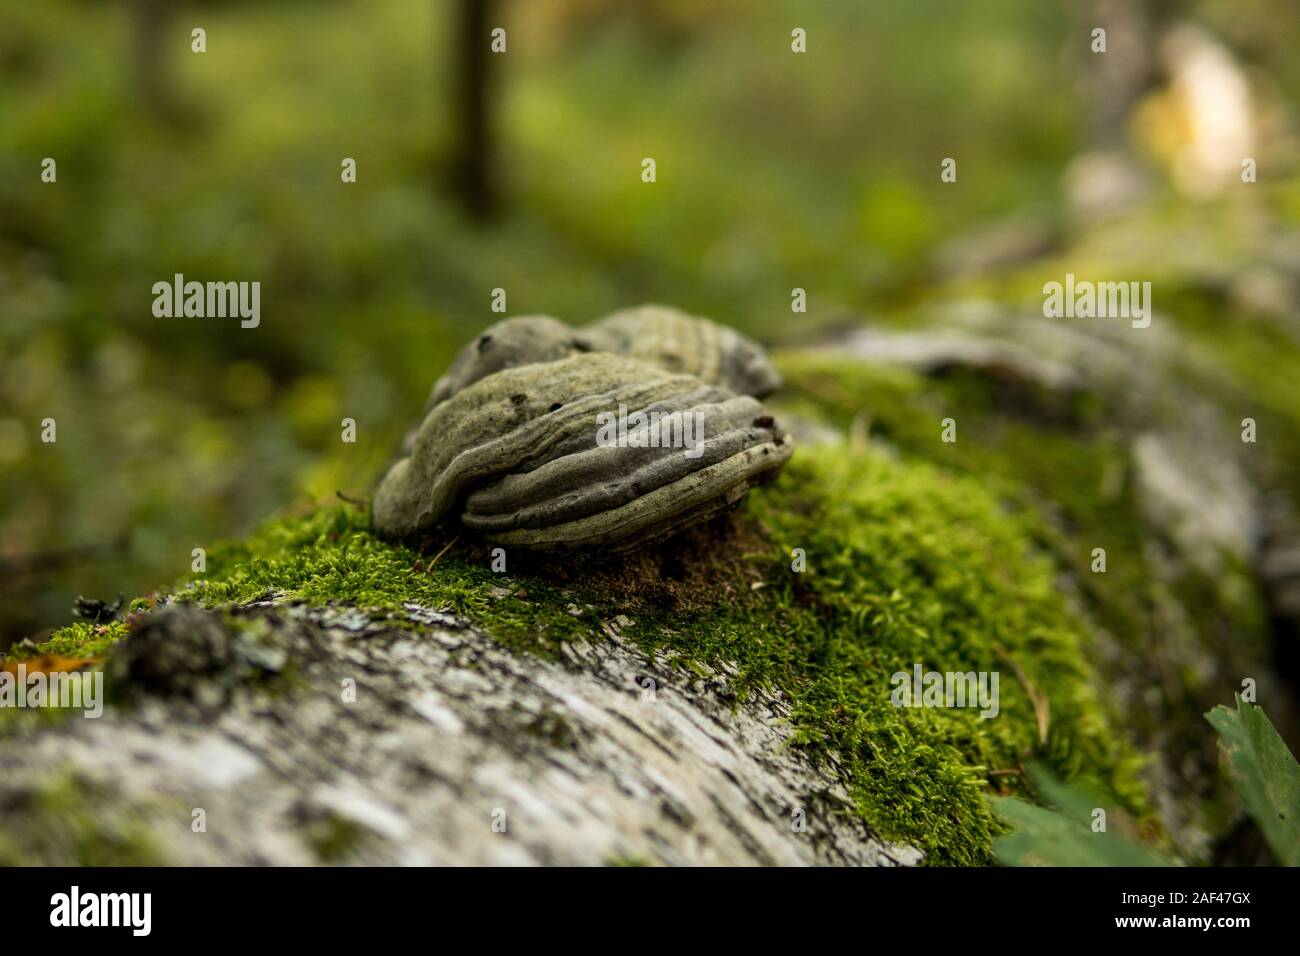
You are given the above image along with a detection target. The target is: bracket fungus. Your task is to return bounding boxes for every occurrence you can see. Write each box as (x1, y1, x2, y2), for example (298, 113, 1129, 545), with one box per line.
(375, 310, 792, 551)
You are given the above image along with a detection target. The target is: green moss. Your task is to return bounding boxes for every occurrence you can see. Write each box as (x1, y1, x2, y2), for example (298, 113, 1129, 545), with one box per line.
(776, 353, 1149, 634)
(3, 619, 128, 662)
(1, 622, 121, 734)
(772, 348, 1282, 859)
(674, 449, 1145, 863)
(519, 707, 579, 749)
(0, 702, 81, 738)
(776, 349, 1269, 657)
(302, 812, 368, 864)
(178, 503, 592, 659)
(0, 773, 167, 866)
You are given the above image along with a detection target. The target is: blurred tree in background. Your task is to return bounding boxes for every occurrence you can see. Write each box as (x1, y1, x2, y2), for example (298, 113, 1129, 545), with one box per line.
(453, 0, 498, 218)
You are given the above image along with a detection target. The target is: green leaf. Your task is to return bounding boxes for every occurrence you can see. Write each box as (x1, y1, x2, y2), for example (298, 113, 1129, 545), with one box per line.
(990, 765, 1171, 866)
(1205, 696, 1300, 866)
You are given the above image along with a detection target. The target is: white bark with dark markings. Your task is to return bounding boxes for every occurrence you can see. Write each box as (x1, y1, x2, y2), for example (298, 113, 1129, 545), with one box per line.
(0, 600, 920, 867)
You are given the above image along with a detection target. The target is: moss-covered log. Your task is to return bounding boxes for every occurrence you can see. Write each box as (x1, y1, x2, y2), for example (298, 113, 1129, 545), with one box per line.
(3, 304, 1297, 865)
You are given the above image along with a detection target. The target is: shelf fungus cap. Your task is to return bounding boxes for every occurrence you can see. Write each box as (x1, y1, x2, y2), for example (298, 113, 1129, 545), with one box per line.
(374, 353, 793, 551)
(426, 306, 781, 410)
(591, 304, 782, 398)
(427, 315, 600, 409)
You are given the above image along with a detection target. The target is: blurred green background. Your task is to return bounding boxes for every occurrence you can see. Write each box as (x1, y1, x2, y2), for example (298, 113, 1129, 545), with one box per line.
(2, 0, 1298, 642)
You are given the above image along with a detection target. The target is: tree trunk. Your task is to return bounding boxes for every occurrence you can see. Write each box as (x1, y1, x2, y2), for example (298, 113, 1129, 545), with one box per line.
(452, 0, 498, 220)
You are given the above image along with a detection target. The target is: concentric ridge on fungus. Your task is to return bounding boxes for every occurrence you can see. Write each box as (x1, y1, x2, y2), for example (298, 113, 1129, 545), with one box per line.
(593, 304, 782, 399)
(425, 304, 781, 409)
(374, 352, 793, 551)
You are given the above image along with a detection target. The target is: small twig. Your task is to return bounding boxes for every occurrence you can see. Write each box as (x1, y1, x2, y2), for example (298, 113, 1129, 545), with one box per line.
(994, 643, 1050, 746)
(335, 490, 367, 507)
(427, 534, 462, 569)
